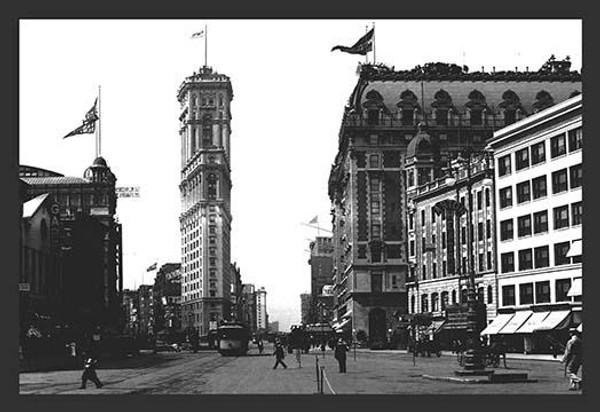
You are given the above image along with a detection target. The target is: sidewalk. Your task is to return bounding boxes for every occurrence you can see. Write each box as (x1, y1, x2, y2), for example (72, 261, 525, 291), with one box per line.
(354, 348, 561, 362)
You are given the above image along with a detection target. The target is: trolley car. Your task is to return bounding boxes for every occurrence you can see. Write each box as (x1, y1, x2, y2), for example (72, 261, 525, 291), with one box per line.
(216, 323, 250, 356)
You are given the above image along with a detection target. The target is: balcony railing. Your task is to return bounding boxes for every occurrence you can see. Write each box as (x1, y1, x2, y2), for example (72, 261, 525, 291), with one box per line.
(342, 111, 524, 130)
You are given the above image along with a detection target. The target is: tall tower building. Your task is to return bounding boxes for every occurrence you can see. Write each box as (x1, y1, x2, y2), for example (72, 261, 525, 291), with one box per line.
(177, 66, 234, 336)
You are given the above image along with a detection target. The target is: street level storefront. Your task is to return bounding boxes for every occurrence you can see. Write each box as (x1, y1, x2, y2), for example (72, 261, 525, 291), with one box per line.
(481, 305, 581, 354)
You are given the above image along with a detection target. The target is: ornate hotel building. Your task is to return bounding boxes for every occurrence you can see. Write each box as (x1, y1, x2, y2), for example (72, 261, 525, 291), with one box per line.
(328, 58, 581, 345)
(177, 66, 234, 335)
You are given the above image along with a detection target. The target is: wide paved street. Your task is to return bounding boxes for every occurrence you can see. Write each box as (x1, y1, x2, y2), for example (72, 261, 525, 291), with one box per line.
(19, 344, 582, 395)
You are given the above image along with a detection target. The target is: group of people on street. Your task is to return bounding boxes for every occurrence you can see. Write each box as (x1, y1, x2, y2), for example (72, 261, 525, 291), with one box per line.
(271, 337, 350, 373)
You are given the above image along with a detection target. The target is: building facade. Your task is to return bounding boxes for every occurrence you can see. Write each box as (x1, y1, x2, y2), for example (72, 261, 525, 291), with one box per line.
(256, 287, 268, 333)
(307, 237, 334, 324)
(328, 59, 581, 345)
(122, 289, 140, 336)
(20, 158, 123, 337)
(137, 285, 154, 338)
(177, 65, 235, 336)
(300, 293, 311, 324)
(483, 94, 582, 353)
(20, 193, 63, 338)
(241, 284, 257, 334)
(153, 263, 182, 335)
(406, 143, 496, 346)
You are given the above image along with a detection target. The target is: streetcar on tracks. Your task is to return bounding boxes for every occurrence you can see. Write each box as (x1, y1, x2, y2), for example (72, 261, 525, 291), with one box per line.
(216, 322, 250, 356)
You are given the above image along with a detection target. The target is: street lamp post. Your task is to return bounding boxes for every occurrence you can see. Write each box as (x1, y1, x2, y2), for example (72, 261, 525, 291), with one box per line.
(437, 149, 493, 375)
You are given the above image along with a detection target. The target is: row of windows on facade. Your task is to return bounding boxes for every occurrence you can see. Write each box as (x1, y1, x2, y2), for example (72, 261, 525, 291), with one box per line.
(411, 285, 493, 314)
(501, 278, 577, 307)
(184, 280, 219, 293)
(51, 192, 110, 209)
(190, 93, 225, 109)
(499, 165, 582, 208)
(499, 201, 582, 241)
(415, 250, 494, 281)
(411, 219, 493, 254)
(348, 273, 400, 293)
(364, 104, 527, 127)
(409, 189, 492, 231)
(497, 127, 582, 177)
(499, 240, 581, 274)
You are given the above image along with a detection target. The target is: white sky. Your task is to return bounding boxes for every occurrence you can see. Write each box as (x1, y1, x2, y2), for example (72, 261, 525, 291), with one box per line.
(19, 19, 582, 331)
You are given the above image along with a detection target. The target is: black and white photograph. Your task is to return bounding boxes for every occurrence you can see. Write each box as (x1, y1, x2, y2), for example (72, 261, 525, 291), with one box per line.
(15, 18, 583, 396)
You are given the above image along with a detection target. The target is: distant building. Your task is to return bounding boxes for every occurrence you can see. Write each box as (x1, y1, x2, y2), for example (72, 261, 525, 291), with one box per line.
(300, 293, 311, 324)
(241, 284, 257, 334)
(268, 321, 279, 333)
(230, 263, 244, 322)
(153, 263, 182, 335)
(122, 289, 139, 336)
(137, 285, 154, 337)
(307, 237, 333, 324)
(256, 287, 268, 333)
(178, 65, 235, 336)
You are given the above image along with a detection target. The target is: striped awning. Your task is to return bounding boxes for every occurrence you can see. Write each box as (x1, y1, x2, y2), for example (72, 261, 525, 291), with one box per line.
(480, 313, 514, 335)
(535, 310, 571, 331)
(567, 278, 582, 297)
(515, 311, 551, 334)
(497, 311, 532, 334)
(566, 240, 582, 257)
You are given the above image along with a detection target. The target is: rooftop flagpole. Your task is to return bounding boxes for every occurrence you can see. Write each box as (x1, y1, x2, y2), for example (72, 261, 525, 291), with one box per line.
(373, 22, 376, 64)
(365, 25, 369, 64)
(205, 24, 208, 67)
(98, 85, 102, 157)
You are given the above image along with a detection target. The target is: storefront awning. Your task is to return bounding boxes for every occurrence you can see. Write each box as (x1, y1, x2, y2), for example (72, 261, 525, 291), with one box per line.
(567, 278, 582, 297)
(424, 320, 446, 335)
(534, 310, 571, 331)
(515, 311, 551, 334)
(480, 313, 514, 335)
(497, 311, 532, 334)
(332, 318, 350, 330)
(566, 240, 582, 257)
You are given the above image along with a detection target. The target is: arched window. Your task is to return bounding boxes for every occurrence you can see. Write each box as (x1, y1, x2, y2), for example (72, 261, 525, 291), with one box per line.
(202, 114, 213, 146)
(421, 294, 429, 313)
(487, 285, 493, 304)
(441, 291, 449, 310)
(411, 295, 416, 314)
(432, 293, 439, 312)
(477, 286, 484, 303)
(451, 289, 457, 304)
(460, 288, 468, 304)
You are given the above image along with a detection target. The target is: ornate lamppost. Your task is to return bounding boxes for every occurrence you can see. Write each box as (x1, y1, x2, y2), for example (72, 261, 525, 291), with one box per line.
(435, 149, 493, 375)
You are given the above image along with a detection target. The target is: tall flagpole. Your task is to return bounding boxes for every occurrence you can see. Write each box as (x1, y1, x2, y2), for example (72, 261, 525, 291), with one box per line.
(365, 25, 369, 64)
(204, 24, 208, 67)
(98, 85, 102, 157)
(372, 22, 376, 64)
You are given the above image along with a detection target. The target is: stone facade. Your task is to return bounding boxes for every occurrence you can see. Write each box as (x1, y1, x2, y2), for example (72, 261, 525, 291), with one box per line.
(328, 59, 581, 346)
(177, 66, 234, 336)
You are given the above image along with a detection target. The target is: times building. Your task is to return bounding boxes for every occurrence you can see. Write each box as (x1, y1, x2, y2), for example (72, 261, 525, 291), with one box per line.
(328, 57, 581, 346)
(177, 65, 234, 336)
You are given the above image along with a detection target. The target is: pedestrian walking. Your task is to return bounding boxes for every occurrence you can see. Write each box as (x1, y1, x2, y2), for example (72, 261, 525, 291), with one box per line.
(80, 353, 103, 389)
(272, 342, 287, 369)
(295, 347, 302, 368)
(561, 329, 583, 391)
(334, 338, 349, 373)
(257, 340, 264, 355)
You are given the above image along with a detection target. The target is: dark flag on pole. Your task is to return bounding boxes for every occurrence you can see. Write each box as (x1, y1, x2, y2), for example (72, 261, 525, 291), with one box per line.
(331, 28, 374, 55)
(63, 98, 99, 139)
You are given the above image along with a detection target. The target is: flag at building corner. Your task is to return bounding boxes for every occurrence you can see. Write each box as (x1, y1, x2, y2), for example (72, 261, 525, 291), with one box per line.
(63, 98, 99, 139)
(309, 215, 319, 225)
(146, 262, 157, 272)
(191, 30, 205, 38)
(331, 28, 374, 55)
